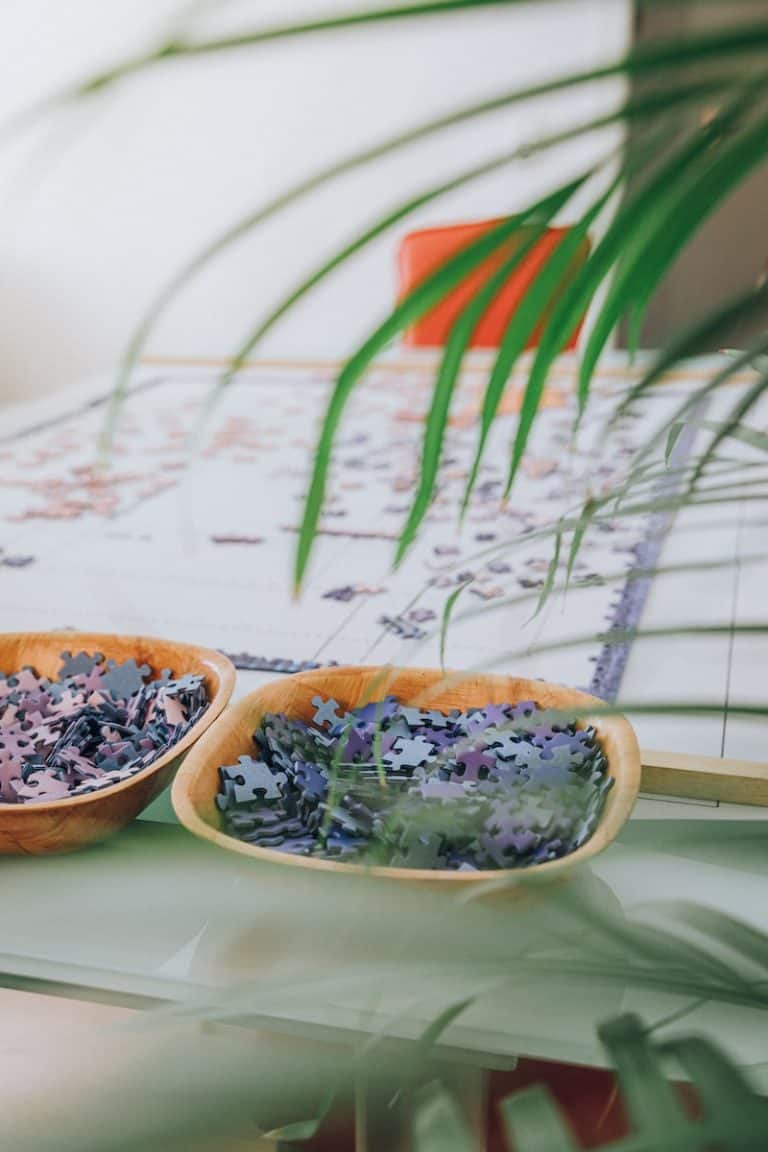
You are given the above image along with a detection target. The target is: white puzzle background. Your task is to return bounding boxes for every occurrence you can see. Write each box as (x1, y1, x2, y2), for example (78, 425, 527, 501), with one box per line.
(0, 359, 682, 685)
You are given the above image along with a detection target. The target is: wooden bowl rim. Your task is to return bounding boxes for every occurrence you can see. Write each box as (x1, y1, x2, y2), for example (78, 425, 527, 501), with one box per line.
(173, 665, 641, 884)
(0, 631, 236, 815)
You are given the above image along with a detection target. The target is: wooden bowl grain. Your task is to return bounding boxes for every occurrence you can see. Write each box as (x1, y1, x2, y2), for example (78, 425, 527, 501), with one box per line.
(0, 631, 235, 854)
(173, 665, 641, 886)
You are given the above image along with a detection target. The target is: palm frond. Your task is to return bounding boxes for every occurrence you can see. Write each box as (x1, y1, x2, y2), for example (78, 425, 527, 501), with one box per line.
(689, 372, 768, 488)
(689, 417, 768, 458)
(608, 286, 768, 434)
(420, 468, 768, 659)
(656, 904, 768, 972)
(579, 94, 768, 399)
(413, 1083, 475, 1152)
(462, 186, 609, 515)
(486, 621, 768, 673)
(61, 9, 768, 101)
(433, 550, 768, 660)
(502, 1013, 768, 1152)
(500, 1083, 576, 1152)
(439, 578, 474, 670)
(395, 191, 583, 567)
(559, 325, 768, 585)
(102, 70, 734, 453)
(294, 175, 592, 589)
(503, 96, 767, 501)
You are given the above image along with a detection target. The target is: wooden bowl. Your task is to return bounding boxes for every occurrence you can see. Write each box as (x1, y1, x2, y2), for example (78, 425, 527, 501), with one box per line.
(173, 666, 641, 886)
(0, 631, 235, 854)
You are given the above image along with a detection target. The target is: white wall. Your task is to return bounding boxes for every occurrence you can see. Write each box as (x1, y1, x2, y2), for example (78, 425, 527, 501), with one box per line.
(0, 0, 631, 401)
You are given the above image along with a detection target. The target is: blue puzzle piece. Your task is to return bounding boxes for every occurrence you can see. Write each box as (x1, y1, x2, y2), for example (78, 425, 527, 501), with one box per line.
(294, 760, 328, 804)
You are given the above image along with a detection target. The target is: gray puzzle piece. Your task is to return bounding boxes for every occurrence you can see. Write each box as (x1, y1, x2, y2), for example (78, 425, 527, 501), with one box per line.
(101, 659, 151, 700)
(221, 756, 287, 805)
(59, 651, 104, 678)
(312, 696, 343, 728)
(382, 735, 434, 772)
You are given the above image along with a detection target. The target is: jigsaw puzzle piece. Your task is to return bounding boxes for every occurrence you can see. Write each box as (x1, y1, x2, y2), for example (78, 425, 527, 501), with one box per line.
(311, 696, 344, 729)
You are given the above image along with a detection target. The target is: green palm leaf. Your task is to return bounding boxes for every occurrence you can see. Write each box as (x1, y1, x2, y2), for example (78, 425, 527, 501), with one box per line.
(463, 193, 602, 514)
(439, 577, 475, 670)
(689, 372, 768, 488)
(75, 12, 768, 95)
(488, 621, 768, 671)
(216, 155, 589, 413)
(423, 469, 768, 644)
(501, 1014, 768, 1152)
(608, 282, 768, 435)
(199, 82, 719, 434)
(502, 94, 766, 501)
(500, 1085, 576, 1152)
(658, 905, 768, 972)
(664, 1035, 768, 1144)
(563, 324, 768, 584)
(430, 549, 768, 646)
(583, 80, 765, 374)
(580, 101, 768, 397)
(101, 68, 735, 453)
(601, 1015, 686, 1139)
(192, 156, 577, 437)
(500, 151, 705, 496)
(294, 176, 591, 590)
(690, 418, 768, 457)
(413, 1084, 475, 1152)
(394, 186, 583, 567)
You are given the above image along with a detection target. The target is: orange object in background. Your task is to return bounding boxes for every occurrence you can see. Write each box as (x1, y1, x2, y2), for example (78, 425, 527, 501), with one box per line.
(398, 220, 591, 349)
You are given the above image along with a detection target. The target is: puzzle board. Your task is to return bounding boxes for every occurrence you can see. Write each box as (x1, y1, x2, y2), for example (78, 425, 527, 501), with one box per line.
(0, 355, 699, 702)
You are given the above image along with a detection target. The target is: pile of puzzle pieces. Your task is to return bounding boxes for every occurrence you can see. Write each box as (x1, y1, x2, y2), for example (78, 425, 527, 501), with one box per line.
(0, 651, 208, 804)
(216, 695, 613, 870)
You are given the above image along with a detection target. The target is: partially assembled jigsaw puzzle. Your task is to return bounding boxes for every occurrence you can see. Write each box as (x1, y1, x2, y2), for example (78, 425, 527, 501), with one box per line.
(0, 357, 695, 699)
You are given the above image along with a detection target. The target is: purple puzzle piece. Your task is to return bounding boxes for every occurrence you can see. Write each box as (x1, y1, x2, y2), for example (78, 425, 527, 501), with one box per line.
(338, 726, 373, 763)
(353, 697, 399, 726)
(510, 700, 538, 723)
(426, 728, 462, 751)
(13, 769, 73, 802)
(0, 752, 20, 803)
(479, 704, 512, 729)
(294, 760, 328, 804)
(12, 668, 48, 695)
(450, 747, 495, 784)
(0, 728, 37, 760)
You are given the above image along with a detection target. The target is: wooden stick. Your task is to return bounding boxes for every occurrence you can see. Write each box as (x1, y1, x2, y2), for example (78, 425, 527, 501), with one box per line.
(641, 748, 768, 807)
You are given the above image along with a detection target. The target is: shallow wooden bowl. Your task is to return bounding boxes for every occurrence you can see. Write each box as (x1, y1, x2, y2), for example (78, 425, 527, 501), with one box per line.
(173, 665, 641, 886)
(0, 631, 235, 854)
